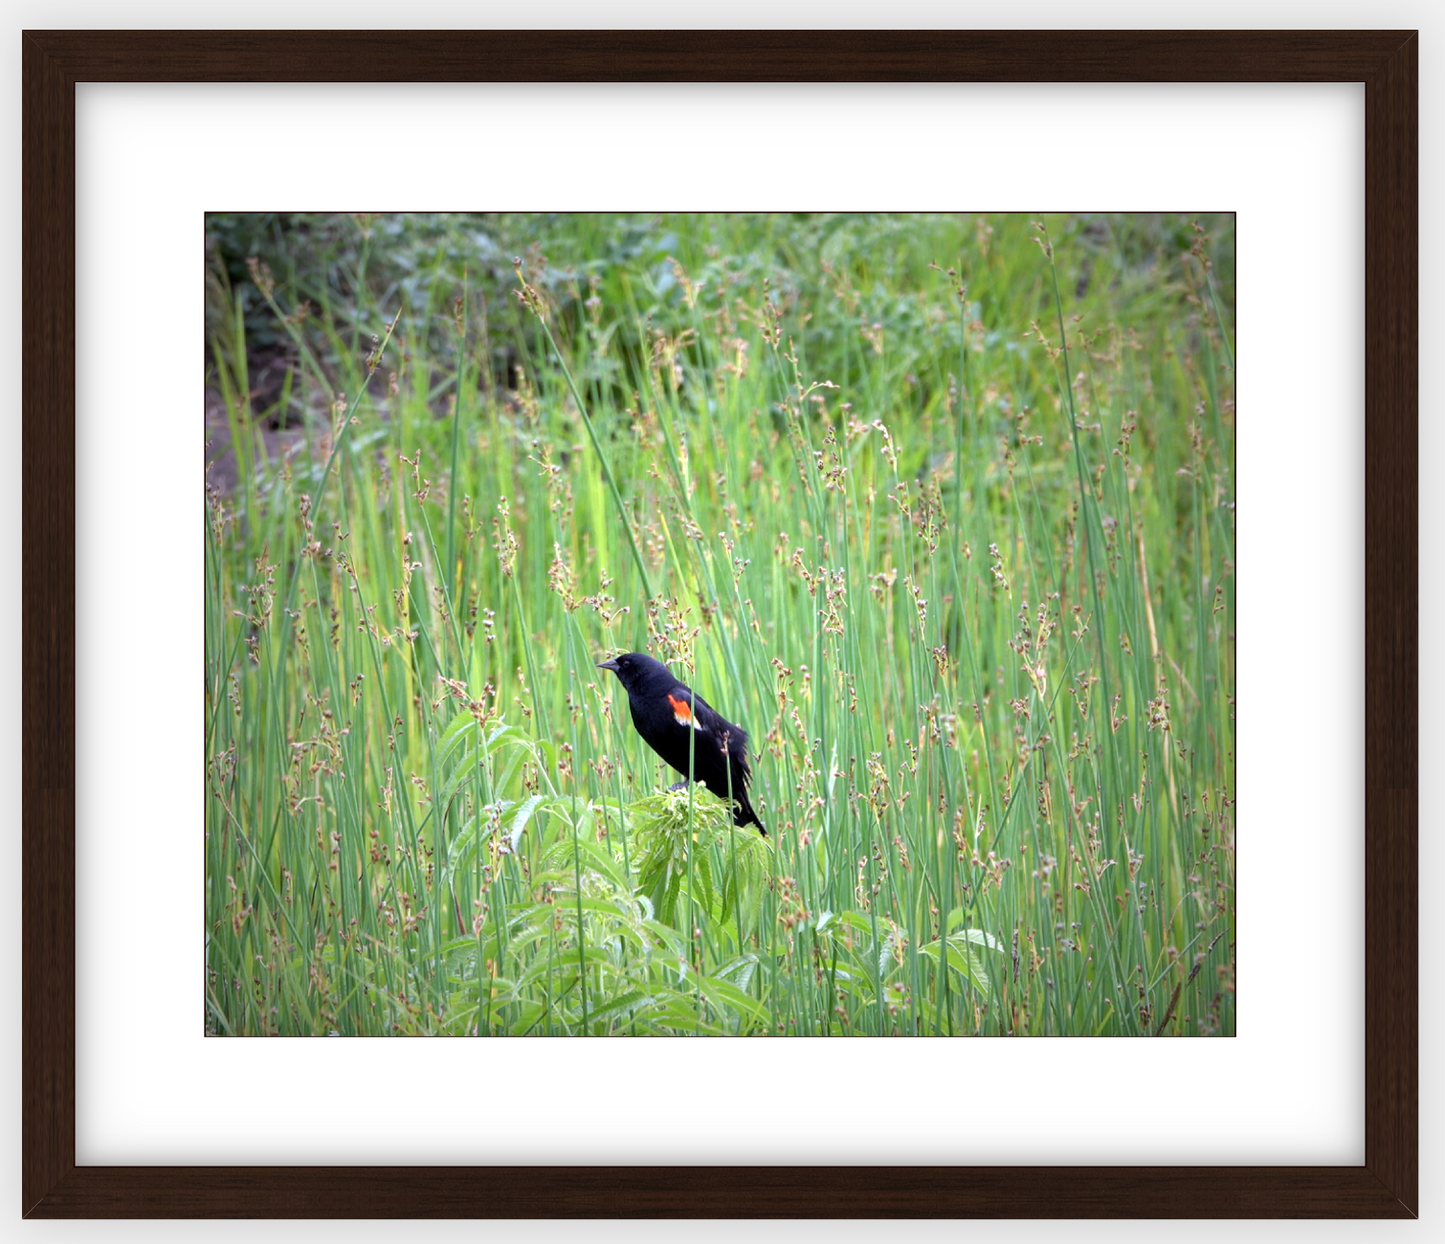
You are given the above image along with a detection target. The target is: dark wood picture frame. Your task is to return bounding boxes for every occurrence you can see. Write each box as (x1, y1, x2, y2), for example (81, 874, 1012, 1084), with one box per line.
(21, 30, 1417, 1218)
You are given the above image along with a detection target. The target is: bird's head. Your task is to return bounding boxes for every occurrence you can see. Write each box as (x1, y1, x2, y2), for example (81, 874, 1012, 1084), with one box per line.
(596, 651, 672, 693)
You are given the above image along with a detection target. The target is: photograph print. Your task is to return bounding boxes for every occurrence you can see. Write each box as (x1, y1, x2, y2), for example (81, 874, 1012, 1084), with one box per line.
(205, 212, 1235, 1037)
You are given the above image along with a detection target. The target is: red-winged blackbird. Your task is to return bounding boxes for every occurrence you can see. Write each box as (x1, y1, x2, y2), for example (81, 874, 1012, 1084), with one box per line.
(597, 652, 765, 835)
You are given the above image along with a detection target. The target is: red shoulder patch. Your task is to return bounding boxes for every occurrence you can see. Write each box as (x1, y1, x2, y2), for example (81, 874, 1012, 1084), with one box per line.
(667, 693, 692, 724)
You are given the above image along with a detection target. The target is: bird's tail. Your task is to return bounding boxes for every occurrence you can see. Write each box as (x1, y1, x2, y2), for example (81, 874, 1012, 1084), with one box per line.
(734, 792, 766, 837)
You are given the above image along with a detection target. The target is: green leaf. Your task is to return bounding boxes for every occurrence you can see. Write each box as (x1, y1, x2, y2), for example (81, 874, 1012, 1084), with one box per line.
(509, 793, 546, 849)
(918, 930, 1000, 996)
(697, 975, 771, 1027)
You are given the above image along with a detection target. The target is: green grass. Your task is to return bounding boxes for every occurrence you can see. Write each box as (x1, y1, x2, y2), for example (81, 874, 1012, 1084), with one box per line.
(205, 212, 1234, 1036)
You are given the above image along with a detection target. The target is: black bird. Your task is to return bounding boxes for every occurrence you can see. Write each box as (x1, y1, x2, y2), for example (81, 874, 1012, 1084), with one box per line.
(597, 652, 765, 835)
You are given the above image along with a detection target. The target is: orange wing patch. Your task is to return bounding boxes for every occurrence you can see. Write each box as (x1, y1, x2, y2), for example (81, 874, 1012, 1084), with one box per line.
(667, 693, 693, 725)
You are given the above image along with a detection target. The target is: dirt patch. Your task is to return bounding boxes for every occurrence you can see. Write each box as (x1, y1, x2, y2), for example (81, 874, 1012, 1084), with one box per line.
(204, 384, 321, 495)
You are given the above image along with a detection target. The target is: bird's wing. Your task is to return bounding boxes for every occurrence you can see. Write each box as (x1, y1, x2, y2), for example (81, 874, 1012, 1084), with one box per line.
(677, 686, 752, 776)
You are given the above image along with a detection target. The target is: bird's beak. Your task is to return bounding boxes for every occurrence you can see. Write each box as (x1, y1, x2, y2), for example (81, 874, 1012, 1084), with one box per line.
(596, 658, 619, 672)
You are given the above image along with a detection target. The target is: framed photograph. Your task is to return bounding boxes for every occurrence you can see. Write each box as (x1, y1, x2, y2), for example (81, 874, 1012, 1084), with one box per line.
(22, 30, 1415, 1217)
